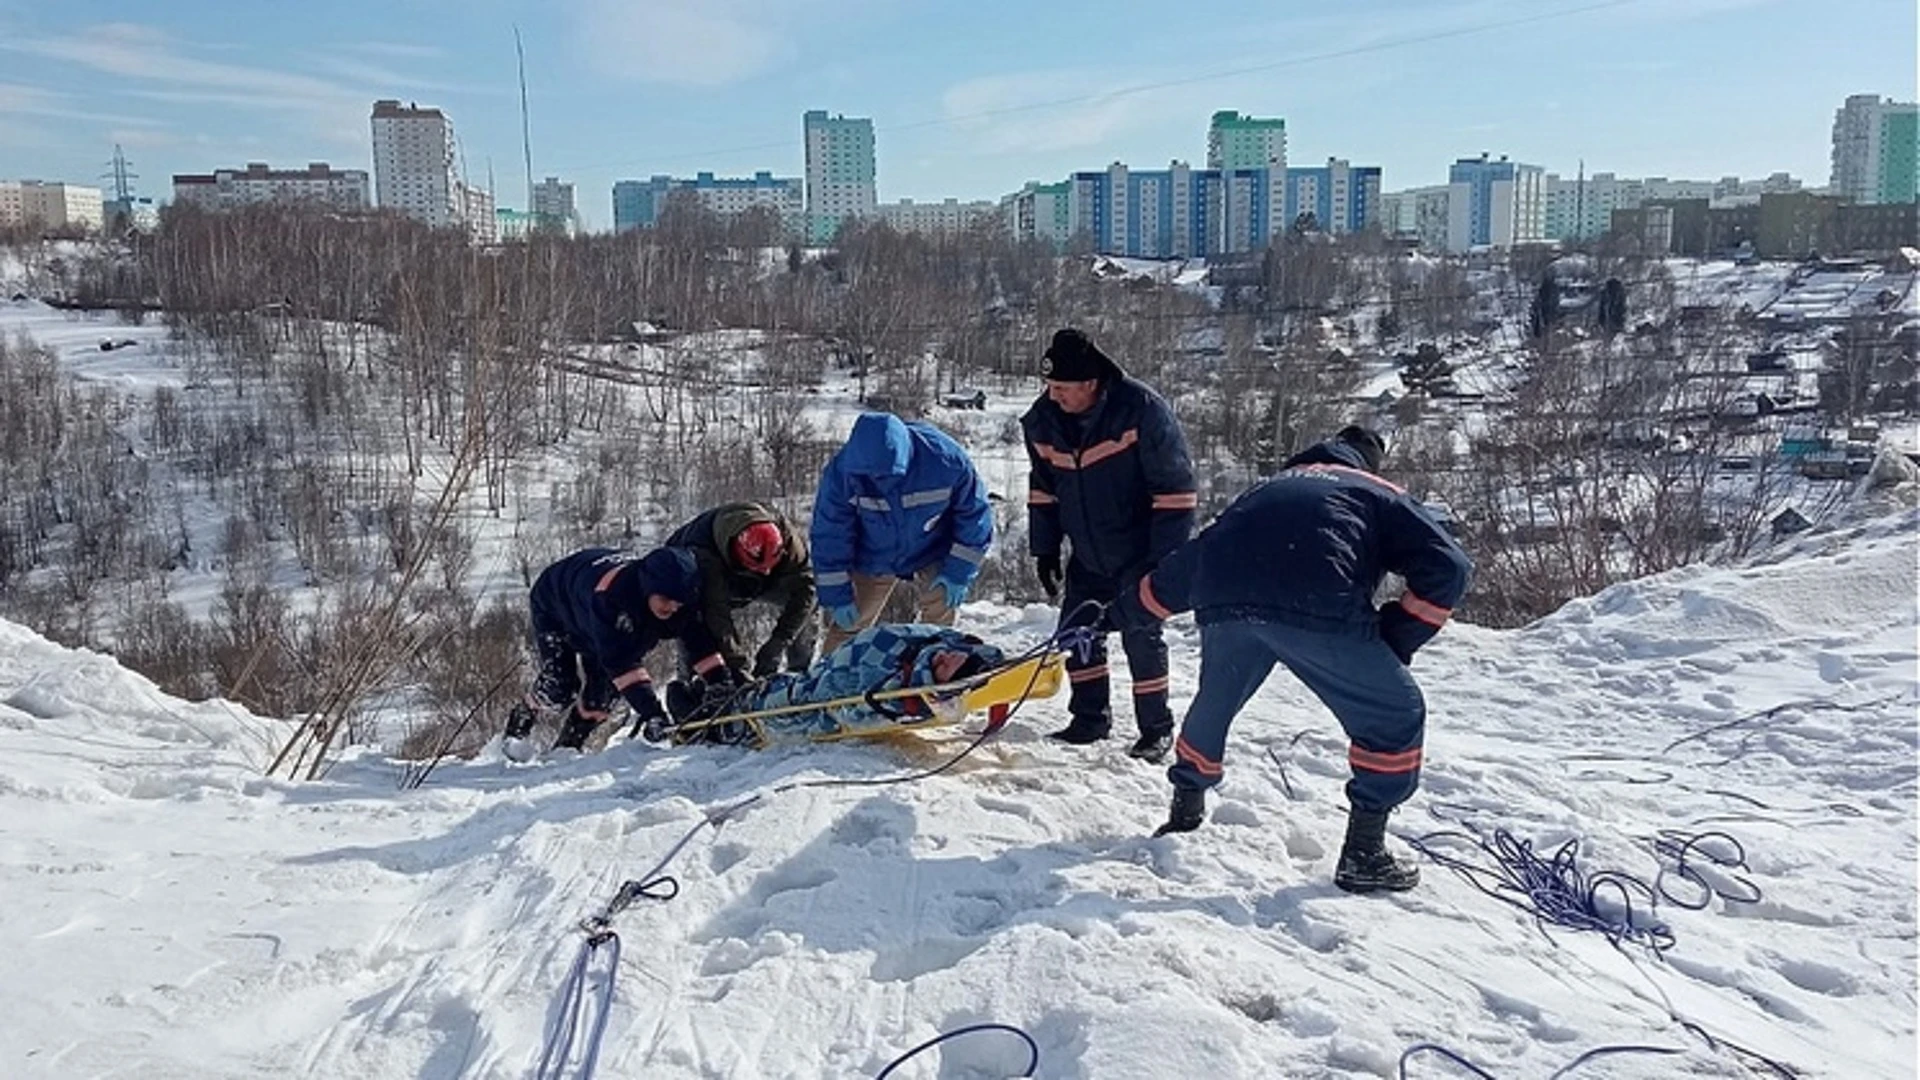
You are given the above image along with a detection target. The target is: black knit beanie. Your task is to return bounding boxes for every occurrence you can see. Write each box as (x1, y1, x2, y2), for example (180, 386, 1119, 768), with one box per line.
(1041, 328, 1109, 382)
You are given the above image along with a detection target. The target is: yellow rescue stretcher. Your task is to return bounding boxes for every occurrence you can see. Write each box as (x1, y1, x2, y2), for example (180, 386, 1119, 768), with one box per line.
(668, 651, 1067, 748)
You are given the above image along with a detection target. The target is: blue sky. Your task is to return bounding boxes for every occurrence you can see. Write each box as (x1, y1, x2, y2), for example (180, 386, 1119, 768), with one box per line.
(1, 0, 1913, 229)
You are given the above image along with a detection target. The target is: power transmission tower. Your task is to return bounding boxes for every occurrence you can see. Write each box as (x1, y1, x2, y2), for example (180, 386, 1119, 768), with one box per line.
(102, 144, 138, 202)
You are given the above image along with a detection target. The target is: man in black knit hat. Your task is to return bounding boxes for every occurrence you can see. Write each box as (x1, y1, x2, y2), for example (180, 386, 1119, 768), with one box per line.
(1021, 327, 1197, 762)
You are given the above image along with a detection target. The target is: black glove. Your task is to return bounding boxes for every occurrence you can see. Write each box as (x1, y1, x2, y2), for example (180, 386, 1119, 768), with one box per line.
(1378, 604, 1429, 666)
(623, 687, 668, 740)
(751, 642, 784, 678)
(1035, 553, 1062, 599)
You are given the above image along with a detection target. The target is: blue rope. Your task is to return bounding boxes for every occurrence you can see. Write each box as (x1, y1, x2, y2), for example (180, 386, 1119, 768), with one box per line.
(527, 616, 1091, 1077)
(874, 1022, 1039, 1079)
(1399, 1040, 1684, 1078)
(533, 930, 622, 1080)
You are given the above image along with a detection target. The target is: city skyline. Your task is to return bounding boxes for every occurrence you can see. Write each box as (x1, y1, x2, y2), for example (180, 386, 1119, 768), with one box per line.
(1, 0, 1913, 230)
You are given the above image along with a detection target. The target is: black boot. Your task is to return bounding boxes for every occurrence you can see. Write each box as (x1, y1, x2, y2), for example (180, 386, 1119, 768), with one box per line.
(1127, 728, 1173, 762)
(503, 701, 536, 740)
(1154, 786, 1206, 836)
(552, 708, 600, 751)
(1048, 712, 1111, 745)
(1334, 808, 1420, 894)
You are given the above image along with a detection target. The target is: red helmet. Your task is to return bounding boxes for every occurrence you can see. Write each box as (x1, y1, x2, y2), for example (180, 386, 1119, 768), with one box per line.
(731, 520, 783, 575)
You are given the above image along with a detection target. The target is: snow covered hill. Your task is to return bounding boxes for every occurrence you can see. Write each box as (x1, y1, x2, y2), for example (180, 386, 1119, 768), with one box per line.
(3, 511, 1915, 1079)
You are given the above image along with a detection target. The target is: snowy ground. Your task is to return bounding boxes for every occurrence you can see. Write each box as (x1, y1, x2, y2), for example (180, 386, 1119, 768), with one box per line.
(3, 505, 1914, 1079)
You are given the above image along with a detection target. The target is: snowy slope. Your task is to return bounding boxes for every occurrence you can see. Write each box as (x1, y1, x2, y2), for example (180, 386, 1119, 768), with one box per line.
(3, 512, 1916, 1078)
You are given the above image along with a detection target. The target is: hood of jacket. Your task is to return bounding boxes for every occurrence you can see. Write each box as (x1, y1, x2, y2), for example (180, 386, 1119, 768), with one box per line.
(841, 412, 913, 479)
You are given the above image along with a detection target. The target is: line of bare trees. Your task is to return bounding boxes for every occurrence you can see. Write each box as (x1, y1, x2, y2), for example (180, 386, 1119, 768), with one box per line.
(3, 201, 1864, 757)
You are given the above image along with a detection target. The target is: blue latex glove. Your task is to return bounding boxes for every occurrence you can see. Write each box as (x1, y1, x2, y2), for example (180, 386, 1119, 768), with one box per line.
(937, 579, 969, 611)
(830, 602, 861, 630)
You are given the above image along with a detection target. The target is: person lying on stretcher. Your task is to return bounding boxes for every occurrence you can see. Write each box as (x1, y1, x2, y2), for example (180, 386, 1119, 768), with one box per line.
(642, 623, 1006, 746)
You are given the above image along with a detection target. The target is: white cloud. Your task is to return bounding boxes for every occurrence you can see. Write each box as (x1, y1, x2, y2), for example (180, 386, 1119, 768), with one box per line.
(0, 81, 165, 127)
(574, 0, 786, 86)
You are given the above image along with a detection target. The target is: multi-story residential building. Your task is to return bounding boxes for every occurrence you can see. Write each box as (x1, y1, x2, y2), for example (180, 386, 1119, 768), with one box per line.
(612, 172, 805, 234)
(803, 110, 877, 243)
(1060, 161, 1280, 258)
(1206, 111, 1287, 256)
(1207, 110, 1287, 170)
(531, 176, 578, 233)
(1543, 173, 1714, 241)
(1832, 94, 1920, 205)
(877, 198, 997, 234)
(0, 181, 104, 231)
(1001, 181, 1074, 248)
(1446, 154, 1545, 252)
(370, 99, 461, 229)
(171, 162, 371, 212)
(1283, 158, 1381, 233)
(461, 184, 496, 243)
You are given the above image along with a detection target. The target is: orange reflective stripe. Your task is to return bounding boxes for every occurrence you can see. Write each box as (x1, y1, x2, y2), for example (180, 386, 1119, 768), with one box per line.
(1078, 428, 1139, 467)
(1131, 675, 1170, 695)
(1151, 491, 1198, 510)
(1175, 735, 1223, 776)
(612, 667, 652, 691)
(1348, 745, 1423, 774)
(1028, 489, 1058, 506)
(1031, 441, 1076, 470)
(1068, 664, 1110, 683)
(575, 706, 611, 721)
(692, 653, 725, 675)
(1138, 575, 1173, 621)
(1399, 592, 1452, 628)
(595, 565, 624, 592)
(1292, 463, 1406, 495)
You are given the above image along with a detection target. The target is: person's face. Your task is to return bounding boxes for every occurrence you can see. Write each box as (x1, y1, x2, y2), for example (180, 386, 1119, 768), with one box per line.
(1046, 378, 1100, 415)
(931, 650, 970, 682)
(648, 594, 682, 620)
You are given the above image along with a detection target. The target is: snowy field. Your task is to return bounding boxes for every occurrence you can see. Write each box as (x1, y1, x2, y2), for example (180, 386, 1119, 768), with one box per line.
(3, 504, 1914, 1078)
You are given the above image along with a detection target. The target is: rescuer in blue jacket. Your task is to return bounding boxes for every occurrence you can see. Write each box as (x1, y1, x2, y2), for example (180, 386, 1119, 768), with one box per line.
(502, 546, 731, 759)
(810, 412, 994, 655)
(1023, 328, 1196, 762)
(1119, 426, 1473, 893)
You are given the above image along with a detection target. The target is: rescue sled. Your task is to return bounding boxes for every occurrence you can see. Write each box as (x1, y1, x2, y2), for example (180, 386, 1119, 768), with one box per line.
(666, 650, 1066, 749)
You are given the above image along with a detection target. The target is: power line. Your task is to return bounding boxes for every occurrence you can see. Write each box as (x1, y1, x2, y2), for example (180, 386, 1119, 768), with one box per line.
(548, 0, 1644, 179)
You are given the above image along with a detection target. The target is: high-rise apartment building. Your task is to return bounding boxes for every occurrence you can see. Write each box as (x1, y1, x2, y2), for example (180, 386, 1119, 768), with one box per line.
(532, 176, 577, 232)
(1002, 181, 1074, 248)
(172, 162, 371, 211)
(462, 185, 496, 243)
(1060, 160, 1280, 258)
(370, 99, 461, 229)
(1207, 111, 1287, 170)
(612, 172, 805, 234)
(877, 198, 998, 234)
(1446, 154, 1545, 251)
(1831, 94, 1920, 205)
(1206, 111, 1287, 255)
(0, 180, 104, 231)
(803, 110, 877, 243)
(1283, 158, 1381, 234)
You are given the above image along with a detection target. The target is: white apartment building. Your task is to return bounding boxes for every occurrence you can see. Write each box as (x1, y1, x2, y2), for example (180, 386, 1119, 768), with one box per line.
(171, 162, 371, 212)
(0, 181, 104, 231)
(1001, 181, 1074, 248)
(803, 110, 877, 243)
(371, 99, 461, 229)
(462, 184, 497, 244)
(877, 198, 998, 234)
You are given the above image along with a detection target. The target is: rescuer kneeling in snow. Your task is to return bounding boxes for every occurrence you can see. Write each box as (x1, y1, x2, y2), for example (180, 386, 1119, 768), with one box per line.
(1115, 426, 1473, 893)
